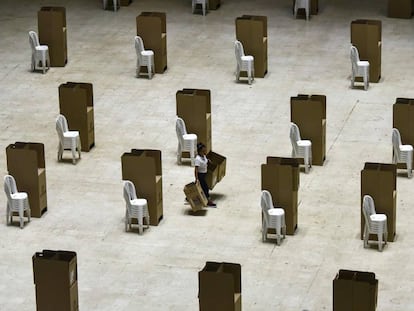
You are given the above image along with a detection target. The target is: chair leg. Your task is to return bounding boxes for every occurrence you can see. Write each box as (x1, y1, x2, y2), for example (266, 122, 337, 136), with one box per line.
(262, 220, 266, 242)
(363, 225, 369, 248)
(202, 2, 206, 15)
(276, 225, 281, 245)
(147, 63, 152, 79)
(177, 144, 182, 164)
(407, 159, 412, 178)
(138, 217, 143, 235)
(378, 232, 383, 252)
(19, 209, 24, 229)
(236, 65, 240, 82)
(125, 210, 128, 232)
(71, 147, 77, 165)
(190, 146, 195, 167)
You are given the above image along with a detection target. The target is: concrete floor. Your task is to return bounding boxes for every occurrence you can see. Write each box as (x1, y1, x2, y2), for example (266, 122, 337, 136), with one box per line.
(1, 0, 414, 310)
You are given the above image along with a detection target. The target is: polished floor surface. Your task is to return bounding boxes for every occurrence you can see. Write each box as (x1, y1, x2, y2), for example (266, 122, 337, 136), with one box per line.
(1, 0, 414, 310)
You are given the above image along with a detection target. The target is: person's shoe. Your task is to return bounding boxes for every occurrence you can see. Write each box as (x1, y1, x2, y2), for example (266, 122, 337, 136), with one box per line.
(207, 200, 217, 207)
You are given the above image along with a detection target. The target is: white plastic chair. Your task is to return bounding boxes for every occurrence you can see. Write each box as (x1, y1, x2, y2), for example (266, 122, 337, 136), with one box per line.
(56, 114, 81, 164)
(29, 31, 50, 74)
(4, 175, 31, 229)
(103, 0, 119, 11)
(362, 195, 388, 252)
(134, 36, 155, 79)
(392, 128, 413, 178)
(261, 190, 286, 245)
(123, 180, 150, 234)
(176, 117, 197, 166)
(192, 0, 209, 16)
(290, 122, 312, 173)
(350, 45, 370, 91)
(294, 0, 310, 20)
(234, 40, 254, 85)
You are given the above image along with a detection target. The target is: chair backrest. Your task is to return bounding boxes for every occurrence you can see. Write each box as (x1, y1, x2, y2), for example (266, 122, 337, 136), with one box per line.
(176, 117, 188, 143)
(135, 36, 145, 56)
(56, 114, 70, 144)
(4, 175, 18, 201)
(362, 195, 376, 230)
(392, 128, 402, 160)
(350, 45, 360, 73)
(123, 180, 138, 205)
(29, 31, 39, 52)
(234, 40, 244, 66)
(290, 122, 302, 150)
(260, 190, 273, 225)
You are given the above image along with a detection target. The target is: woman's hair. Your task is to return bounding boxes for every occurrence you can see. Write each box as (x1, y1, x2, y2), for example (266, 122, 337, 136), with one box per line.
(197, 142, 205, 153)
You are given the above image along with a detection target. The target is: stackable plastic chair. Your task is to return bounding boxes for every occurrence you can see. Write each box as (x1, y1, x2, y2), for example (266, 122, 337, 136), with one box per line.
(56, 114, 81, 164)
(350, 45, 370, 91)
(134, 36, 155, 79)
(392, 128, 413, 178)
(290, 122, 312, 173)
(176, 117, 197, 166)
(28, 31, 49, 74)
(294, 0, 310, 20)
(362, 195, 388, 252)
(123, 180, 150, 234)
(260, 190, 286, 245)
(234, 40, 254, 85)
(4, 175, 31, 229)
(192, 0, 208, 16)
(103, 0, 119, 11)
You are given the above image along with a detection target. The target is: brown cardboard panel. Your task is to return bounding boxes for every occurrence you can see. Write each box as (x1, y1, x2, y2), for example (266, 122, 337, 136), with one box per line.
(360, 163, 397, 242)
(120, 0, 132, 6)
(121, 150, 163, 225)
(350, 20, 382, 83)
(6, 142, 47, 218)
(199, 262, 241, 311)
(176, 89, 212, 153)
(33, 250, 78, 311)
(38, 7, 67, 67)
(59, 82, 95, 152)
(136, 12, 167, 73)
(235, 15, 268, 78)
(207, 151, 226, 188)
(209, 0, 221, 10)
(290, 94, 326, 165)
(261, 158, 299, 235)
(388, 0, 413, 18)
(184, 182, 208, 211)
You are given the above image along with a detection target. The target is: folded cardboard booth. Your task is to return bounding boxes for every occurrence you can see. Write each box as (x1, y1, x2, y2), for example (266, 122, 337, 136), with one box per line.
(6, 142, 47, 218)
(38, 6, 67, 67)
(333, 269, 378, 311)
(261, 157, 299, 235)
(292, 0, 319, 16)
(393, 97, 414, 168)
(176, 88, 212, 154)
(235, 15, 268, 78)
(184, 182, 208, 211)
(198, 262, 242, 311)
(33, 250, 78, 311)
(206, 151, 226, 190)
(59, 82, 95, 152)
(136, 12, 167, 74)
(388, 0, 413, 18)
(361, 163, 396, 242)
(121, 149, 163, 225)
(291, 94, 326, 166)
(350, 19, 382, 83)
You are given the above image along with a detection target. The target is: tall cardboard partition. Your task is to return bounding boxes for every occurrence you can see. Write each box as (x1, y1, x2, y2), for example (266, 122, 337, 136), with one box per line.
(393, 98, 414, 168)
(6, 142, 47, 218)
(199, 262, 242, 311)
(59, 82, 95, 152)
(290, 94, 326, 166)
(136, 12, 167, 74)
(293, 0, 319, 15)
(333, 270, 378, 311)
(209, 0, 221, 10)
(33, 250, 78, 311)
(38, 7, 67, 67)
(361, 163, 396, 242)
(120, 0, 132, 6)
(176, 89, 212, 153)
(350, 20, 382, 83)
(261, 157, 300, 235)
(388, 0, 413, 18)
(235, 15, 268, 78)
(121, 149, 163, 226)
(206, 151, 226, 190)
